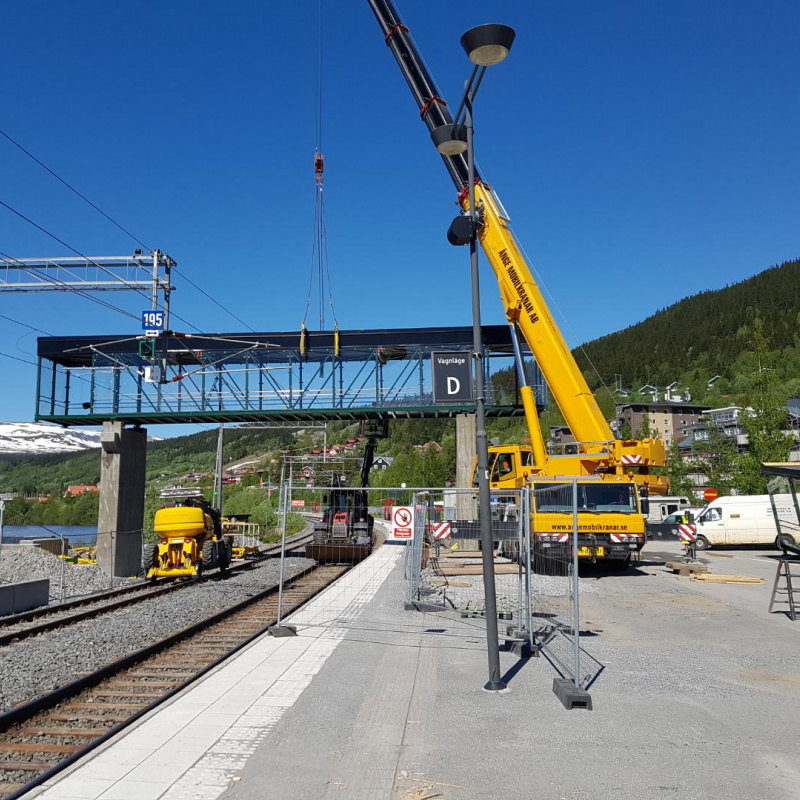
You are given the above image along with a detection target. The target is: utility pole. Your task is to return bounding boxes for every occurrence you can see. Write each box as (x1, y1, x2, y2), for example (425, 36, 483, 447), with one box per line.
(214, 424, 224, 513)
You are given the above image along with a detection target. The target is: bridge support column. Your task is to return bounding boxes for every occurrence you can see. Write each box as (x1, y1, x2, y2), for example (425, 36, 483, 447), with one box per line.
(97, 421, 147, 577)
(456, 413, 478, 521)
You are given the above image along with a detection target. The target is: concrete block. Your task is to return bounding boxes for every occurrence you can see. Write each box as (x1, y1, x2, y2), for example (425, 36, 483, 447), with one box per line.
(553, 678, 593, 711)
(0, 579, 50, 616)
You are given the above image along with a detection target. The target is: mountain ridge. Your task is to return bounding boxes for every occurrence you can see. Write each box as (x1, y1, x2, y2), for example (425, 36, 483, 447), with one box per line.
(573, 257, 800, 390)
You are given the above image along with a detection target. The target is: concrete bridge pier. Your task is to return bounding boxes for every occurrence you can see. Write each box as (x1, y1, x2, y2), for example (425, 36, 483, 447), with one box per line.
(455, 413, 478, 521)
(96, 421, 147, 577)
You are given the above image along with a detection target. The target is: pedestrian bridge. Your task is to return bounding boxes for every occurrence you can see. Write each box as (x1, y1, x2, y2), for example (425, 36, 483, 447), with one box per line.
(35, 325, 546, 426)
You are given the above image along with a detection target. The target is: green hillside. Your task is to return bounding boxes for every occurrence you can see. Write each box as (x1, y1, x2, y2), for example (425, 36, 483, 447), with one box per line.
(5, 254, 800, 518)
(574, 257, 800, 393)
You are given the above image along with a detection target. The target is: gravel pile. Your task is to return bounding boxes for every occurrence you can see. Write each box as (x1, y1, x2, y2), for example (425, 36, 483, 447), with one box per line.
(0, 556, 314, 713)
(0, 546, 132, 602)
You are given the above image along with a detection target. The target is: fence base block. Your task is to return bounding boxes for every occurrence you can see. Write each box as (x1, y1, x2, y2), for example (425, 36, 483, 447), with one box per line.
(553, 678, 593, 711)
(404, 601, 446, 613)
(506, 639, 538, 658)
(268, 624, 298, 637)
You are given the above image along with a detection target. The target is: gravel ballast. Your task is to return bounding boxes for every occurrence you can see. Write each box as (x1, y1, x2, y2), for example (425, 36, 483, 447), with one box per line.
(0, 546, 133, 601)
(0, 556, 315, 713)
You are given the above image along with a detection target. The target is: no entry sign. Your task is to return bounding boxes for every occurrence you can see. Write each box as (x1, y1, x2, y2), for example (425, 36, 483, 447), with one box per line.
(703, 488, 719, 502)
(390, 505, 414, 541)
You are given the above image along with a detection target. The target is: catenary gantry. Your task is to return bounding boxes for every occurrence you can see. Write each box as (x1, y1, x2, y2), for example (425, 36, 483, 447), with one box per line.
(35, 325, 546, 426)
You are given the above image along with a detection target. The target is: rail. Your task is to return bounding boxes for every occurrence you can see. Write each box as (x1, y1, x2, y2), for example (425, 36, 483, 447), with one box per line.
(0, 563, 347, 798)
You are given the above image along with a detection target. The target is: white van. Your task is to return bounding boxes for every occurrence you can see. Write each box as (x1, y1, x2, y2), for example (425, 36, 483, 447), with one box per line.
(693, 494, 797, 550)
(646, 495, 693, 524)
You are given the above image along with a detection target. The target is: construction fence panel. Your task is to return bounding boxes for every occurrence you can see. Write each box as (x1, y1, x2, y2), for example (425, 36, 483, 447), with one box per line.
(276, 485, 534, 650)
(529, 480, 596, 690)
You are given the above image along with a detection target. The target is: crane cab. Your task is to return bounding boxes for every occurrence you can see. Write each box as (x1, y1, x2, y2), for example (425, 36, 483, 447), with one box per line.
(472, 444, 536, 490)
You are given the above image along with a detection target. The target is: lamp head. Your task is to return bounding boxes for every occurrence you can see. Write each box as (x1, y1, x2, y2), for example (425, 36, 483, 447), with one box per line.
(460, 23, 516, 66)
(431, 123, 468, 156)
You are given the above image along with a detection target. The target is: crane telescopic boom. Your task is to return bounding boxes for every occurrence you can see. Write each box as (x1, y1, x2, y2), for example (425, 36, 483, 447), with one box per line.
(367, 0, 667, 491)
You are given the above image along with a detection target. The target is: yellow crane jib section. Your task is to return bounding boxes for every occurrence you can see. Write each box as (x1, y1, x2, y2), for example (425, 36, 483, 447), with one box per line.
(463, 182, 614, 448)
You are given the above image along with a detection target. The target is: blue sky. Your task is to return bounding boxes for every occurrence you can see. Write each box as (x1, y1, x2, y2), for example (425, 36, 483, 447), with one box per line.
(2, 0, 798, 435)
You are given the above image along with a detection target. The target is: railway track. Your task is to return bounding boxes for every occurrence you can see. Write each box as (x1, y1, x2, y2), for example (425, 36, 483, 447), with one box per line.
(0, 531, 315, 647)
(0, 562, 345, 799)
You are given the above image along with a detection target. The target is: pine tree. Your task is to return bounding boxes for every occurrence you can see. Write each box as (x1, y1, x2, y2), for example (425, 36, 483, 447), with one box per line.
(694, 427, 738, 496)
(734, 320, 794, 493)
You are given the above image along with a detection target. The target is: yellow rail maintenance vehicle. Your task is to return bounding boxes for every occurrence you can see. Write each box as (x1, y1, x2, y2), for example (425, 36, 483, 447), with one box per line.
(221, 514, 262, 559)
(143, 488, 232, 580)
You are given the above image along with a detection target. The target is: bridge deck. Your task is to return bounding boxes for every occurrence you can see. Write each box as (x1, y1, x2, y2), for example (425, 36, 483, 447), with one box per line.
(35, 325, 546, 426)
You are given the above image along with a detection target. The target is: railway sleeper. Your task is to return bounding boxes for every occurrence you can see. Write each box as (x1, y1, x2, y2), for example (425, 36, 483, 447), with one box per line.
(14, 728, 111, 738)
(0, 744, 82, 754)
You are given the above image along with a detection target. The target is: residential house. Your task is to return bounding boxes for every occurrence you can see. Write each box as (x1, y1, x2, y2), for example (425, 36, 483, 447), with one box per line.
(415, 442, 442, 454)
(372, 456, 395, 471)
(611, 401, 711, 447)
(64, 484, 100, 498)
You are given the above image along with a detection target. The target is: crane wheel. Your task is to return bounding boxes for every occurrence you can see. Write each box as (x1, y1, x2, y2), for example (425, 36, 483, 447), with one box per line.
(142, 543, 158, 573)
(202, 539, 216, 569)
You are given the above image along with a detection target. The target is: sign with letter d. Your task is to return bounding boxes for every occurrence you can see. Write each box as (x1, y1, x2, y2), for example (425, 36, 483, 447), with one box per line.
(431, 351, 474, 404)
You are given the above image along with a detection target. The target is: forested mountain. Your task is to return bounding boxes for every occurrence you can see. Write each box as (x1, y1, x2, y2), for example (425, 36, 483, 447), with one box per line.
(574, 258, 800, 390)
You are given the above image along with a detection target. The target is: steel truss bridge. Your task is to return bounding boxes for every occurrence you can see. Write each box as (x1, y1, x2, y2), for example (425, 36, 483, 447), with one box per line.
(35, 325, 546, 426)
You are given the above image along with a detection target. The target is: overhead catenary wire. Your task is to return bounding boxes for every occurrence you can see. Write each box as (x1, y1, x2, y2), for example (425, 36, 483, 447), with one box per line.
(0, 127, 256, 334)
(170, 266, 256, 332)
(0, 126, 151, 252)
(0, 249, 141, 321)
(0, 198, 201, 332)
(513, 232, 618, 410)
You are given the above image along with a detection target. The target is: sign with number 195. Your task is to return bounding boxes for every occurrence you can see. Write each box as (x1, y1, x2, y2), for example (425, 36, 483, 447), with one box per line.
(141, 310, 164, 331)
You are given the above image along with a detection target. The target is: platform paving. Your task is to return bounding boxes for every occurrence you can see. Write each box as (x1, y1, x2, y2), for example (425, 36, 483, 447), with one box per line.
(31, 541, 800, 800)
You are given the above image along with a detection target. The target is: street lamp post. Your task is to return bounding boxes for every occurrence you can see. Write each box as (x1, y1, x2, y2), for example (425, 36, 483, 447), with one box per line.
(431, 23, 516, 693)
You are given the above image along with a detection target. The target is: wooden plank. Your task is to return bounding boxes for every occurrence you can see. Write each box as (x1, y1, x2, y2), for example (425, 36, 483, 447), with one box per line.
(432, 580, 472, 588)
(665, 561, 708, 574)
(435, 551, 483, 558)
(67, 703, 141, 710)
(706, 552, 734, 558)
(435, 564, 520, 577)
(0, 761, 49, 770)
(692, 574, 764, 584)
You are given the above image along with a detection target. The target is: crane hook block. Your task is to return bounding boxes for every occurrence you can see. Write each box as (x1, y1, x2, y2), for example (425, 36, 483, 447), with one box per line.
(334, 324, 340, 357)
(314, 153, 324, 175)
(300, 322, 308, 358)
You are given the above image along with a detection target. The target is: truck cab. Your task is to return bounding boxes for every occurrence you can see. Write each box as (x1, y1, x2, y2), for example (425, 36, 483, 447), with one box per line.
(530, 477, 647, 567)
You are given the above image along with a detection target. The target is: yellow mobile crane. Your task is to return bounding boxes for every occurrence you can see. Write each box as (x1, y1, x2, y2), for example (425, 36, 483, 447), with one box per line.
(368, 0, 668, 565)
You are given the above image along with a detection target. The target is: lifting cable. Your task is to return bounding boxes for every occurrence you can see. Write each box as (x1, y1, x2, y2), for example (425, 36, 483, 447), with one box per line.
(302, 0, 339, 361)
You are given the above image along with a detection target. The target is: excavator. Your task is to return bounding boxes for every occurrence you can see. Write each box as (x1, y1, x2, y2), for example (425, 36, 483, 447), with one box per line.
(368, 0, 668, 567)
(305, 420, 389, 564)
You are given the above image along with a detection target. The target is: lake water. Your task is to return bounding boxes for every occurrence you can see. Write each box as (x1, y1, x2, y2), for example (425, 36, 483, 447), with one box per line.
(1, 525, 97, 546)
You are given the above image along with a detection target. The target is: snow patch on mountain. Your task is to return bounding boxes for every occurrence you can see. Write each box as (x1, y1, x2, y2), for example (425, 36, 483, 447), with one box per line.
(0, 422, 160, 455)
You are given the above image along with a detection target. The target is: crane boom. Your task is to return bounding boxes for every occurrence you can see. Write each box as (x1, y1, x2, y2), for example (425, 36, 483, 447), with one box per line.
(368, 0, 667, 489)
